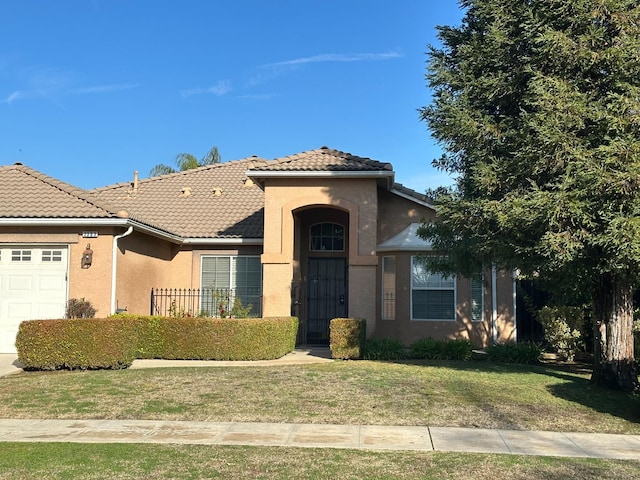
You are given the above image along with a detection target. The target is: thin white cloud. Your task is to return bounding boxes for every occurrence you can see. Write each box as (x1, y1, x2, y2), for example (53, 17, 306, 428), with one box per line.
(4, 90, 26, 104)
(263, 50, 403, 68)
(246, 50, 403, 88)
(2, 65, 139, 105)
(180, 80, 232, 98)
(72, 83, 140, 95)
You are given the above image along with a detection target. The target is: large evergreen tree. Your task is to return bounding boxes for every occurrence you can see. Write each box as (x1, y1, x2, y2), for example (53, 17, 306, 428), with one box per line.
(419, 0, 640, 392)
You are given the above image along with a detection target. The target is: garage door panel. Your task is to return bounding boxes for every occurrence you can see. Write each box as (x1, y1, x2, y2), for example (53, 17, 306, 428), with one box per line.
(37, 303, 66, 318)
(38, 275, 65, 292)
(7, 275, 33, 293)
(7, 303, 32, 318)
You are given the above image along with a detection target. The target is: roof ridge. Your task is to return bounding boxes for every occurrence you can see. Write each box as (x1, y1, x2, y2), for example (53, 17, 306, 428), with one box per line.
(91, 156, 269, 193)
(4, 163, 119, 216)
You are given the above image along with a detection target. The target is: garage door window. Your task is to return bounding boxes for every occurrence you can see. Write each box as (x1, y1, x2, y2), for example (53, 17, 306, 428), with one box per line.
(42, 250, 63, 262)
(11, 250, 31, 262)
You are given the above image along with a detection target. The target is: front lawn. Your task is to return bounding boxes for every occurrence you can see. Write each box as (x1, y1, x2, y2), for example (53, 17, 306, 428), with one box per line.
(0, 443, 638, 480)
(1, 360, 638, 434)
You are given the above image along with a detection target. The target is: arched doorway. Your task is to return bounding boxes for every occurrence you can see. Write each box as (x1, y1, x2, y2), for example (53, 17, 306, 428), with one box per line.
(292, 207, 349, 345)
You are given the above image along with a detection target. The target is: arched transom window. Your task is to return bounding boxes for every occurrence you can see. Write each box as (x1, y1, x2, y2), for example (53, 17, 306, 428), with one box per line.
(310, 223, 344, 251)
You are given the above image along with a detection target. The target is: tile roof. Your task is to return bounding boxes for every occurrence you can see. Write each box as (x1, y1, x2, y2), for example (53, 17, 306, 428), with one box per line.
(90, 158, 267, 238)
(1, 147, 431, 241)
(0, 163, 117, 219)
(250, 147, 393, 172)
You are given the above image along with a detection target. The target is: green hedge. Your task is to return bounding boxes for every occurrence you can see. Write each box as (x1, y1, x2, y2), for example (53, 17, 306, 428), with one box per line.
(16, 317, 136, 370)
(330, 318, 366, 359)
(16, 315, 299, 370)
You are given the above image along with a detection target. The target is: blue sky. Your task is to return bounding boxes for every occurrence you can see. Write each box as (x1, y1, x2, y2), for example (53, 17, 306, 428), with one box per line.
(1, 1, 464, 192)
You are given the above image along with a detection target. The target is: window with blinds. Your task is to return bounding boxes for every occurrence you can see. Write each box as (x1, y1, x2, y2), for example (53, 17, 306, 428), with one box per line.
(411, 256, 456, 321)
(200, 256, 262, 316)
(471, 276, 483, 322)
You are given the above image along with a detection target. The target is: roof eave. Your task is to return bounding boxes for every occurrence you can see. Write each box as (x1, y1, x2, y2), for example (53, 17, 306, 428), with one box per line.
(389, 188, 435, 210)
(245, 170, 395, 189)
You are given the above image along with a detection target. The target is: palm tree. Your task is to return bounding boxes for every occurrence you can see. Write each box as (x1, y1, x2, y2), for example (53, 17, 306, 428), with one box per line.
(149, 146, 221, 177)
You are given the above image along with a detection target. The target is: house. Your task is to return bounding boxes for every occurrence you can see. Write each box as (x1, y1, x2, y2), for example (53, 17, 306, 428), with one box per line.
(0, 147, 516, 353)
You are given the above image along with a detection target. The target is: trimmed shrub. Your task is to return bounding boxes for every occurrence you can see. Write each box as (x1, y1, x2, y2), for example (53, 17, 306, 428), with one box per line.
(537, 306, 585, 361)
(16, 317, 136, 370)
(330, 318, 366, 359)
(118, 314, 298, 361)
(362, 338, 406, 360)
(16, 315, 299, 370)
(485, 341, 543, 364)
(410, 337, 473, 361)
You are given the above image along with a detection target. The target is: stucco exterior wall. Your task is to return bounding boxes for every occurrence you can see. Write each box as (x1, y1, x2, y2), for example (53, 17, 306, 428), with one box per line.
(374, 251, 515, 347)
(261, 178, 379, 332)
(377, 188, 436, 243)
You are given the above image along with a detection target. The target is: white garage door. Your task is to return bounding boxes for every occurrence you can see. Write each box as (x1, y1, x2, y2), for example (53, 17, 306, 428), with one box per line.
(0, 246, 68, 353)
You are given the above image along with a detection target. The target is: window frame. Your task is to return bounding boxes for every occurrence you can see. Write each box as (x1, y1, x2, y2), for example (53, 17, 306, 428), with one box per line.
(381, 255, 396, 320)
(309, 222, 345, 252)
(471, 275, 484, 322)
(410, 256, 457, 321)
(200, 255, 262, 317)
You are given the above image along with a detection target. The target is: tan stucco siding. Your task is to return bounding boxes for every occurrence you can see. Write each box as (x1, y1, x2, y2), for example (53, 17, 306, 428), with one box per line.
(377, 188, 436, 244)
(261, 178, 379, 330)
(374, 252, 514, 348)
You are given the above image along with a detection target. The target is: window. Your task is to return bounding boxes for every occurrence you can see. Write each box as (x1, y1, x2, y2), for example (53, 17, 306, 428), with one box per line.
(411, 256, 456, 321)
(471, 276, 483, 322)
(382, 256, 396, 320)
(11, 250, 31, 262)
(201, 256, 262, 316)
(42, 250, 63, 262)
(310, 223, 344, 251)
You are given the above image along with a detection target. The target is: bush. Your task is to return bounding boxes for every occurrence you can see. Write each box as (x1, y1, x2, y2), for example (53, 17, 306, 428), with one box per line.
(410, 337, 473, 361)
(16, 315, 299, 370)
(16, 317, 136, 370)
(362, 338, 406, 360)
(537, 306, 585, 361)
(330, 318, 366, 359)
(485, 341, 543, 364)
(119, 314, 298, 361)
(65, 298, 96, 319)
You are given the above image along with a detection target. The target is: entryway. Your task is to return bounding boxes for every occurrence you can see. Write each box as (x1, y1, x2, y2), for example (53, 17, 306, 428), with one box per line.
(300, 257, 347, 345)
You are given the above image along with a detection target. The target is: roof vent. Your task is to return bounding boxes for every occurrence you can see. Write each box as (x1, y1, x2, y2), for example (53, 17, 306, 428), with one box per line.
(212, 187, 223, 197)
(132, 171, 139, 194)
(181, 187, 192, 197)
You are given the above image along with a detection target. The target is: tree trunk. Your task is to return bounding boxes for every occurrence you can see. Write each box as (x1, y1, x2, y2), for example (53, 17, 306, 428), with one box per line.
(591, 273, 639, 393)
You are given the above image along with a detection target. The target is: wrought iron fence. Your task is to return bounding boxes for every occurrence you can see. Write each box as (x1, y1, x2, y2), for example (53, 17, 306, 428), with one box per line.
(150, 287, 262, 318)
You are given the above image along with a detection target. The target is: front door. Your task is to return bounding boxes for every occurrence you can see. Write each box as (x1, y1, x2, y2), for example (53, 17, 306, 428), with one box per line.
(306, 257, 347, 345)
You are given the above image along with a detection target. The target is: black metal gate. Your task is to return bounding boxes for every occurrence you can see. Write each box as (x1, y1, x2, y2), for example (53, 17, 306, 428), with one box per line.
(297, 258, 347, 346)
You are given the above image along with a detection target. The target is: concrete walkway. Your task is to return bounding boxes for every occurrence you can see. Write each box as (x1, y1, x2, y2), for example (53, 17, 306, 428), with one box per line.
(1, 351, 640, 460)
(0, 419, 639, 459)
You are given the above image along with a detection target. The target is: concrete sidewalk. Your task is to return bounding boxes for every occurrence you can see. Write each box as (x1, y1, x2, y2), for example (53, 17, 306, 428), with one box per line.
(0, 418, 639, 460)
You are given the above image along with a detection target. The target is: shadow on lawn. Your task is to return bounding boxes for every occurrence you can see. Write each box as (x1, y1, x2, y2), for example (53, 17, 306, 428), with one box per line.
(399, 359, 640, 426)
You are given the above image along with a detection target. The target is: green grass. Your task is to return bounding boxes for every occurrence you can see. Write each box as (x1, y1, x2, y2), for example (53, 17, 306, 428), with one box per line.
(1, 360, 639, 433)
(1, 360, 639, 478)
(0, 442, 638, 480)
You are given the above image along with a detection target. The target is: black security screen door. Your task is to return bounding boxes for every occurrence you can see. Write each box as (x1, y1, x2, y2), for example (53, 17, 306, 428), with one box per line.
(306, 257, 347, 345)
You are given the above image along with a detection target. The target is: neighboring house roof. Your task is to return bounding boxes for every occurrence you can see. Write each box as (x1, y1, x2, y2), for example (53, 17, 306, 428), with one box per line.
(90, 157, 267, 239)
(0, 163, 118, 219)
